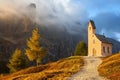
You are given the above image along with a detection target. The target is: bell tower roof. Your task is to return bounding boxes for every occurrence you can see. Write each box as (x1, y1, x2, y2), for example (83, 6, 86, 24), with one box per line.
(89, 20, 96, 29)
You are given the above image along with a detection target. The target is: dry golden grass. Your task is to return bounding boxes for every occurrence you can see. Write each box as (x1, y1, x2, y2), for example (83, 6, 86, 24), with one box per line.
(98, 52, 120, 80)
(1, 56, 84, 80)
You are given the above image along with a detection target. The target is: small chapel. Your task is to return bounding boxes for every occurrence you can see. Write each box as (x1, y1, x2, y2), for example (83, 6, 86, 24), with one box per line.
(88, 20, 112, 57)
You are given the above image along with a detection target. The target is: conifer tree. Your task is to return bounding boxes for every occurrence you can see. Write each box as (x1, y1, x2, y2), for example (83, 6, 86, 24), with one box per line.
(74, 41, 88, 56)
(7, 49, 26, 73)
(25, 28, 48, 66)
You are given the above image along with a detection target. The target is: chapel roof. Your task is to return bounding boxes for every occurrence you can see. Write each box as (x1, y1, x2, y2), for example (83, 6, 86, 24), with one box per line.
(95, 34, 112, 44)
(89, 20, 96, 29)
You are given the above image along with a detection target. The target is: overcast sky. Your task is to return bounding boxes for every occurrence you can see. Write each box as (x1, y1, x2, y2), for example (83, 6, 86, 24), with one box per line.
(35, 0, 120, 41)
(79, 0, 120, 41)
(0, 0, 120, 41)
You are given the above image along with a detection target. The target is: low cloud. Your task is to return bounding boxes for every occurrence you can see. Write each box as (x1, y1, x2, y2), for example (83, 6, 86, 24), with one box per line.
(35, 0, 88, 34)
(0, 0, 88, 34)
(0, 0, 120, 41)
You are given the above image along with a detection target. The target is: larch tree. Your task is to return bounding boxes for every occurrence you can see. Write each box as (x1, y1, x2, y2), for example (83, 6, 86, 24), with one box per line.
(7, 49, 26, 73)
(25, 28, 48, 66)
(74, 41, 88, 56)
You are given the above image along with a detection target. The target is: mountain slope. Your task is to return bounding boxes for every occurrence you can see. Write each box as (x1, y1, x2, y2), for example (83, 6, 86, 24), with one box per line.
(98, 53, 120, 80)
(0, 56, 84, 80)
(107, 38, 120, 53)
(0, 3, 120, 74)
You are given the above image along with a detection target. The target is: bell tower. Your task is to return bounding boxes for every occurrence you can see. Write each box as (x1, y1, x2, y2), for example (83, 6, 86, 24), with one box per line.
(88, 20, 96, 34)
(88, 20, 96, 56)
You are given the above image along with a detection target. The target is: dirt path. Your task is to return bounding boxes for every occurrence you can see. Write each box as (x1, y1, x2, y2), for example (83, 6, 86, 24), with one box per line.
(68, 56, 105, 80)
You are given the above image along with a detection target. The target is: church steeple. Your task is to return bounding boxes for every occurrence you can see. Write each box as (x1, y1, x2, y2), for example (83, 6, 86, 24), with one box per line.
(88, 20, 112, 57)
(89, 20, 96, 29)
(88, 20, 96, 34)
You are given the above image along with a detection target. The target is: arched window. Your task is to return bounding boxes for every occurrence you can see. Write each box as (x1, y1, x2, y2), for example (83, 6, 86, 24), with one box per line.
(103, 46, 105, 53)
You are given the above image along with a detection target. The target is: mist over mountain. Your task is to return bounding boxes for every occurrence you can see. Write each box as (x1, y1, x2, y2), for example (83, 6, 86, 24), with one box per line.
(0, 0, 120, 73)
(0, 2, 88, 73)
(0, 0, 120, 40)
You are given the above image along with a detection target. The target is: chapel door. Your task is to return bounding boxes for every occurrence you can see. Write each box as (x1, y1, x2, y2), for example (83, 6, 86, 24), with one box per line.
(93, 48, 96, 56)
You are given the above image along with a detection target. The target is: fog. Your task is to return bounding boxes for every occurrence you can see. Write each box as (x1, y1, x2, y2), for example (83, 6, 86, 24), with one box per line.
(0, 0, 88, 35)
(0, 0, 119, 41)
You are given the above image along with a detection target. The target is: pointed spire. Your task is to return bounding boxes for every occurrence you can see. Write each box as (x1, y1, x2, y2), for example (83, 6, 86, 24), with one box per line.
(89, 20, 96, 29)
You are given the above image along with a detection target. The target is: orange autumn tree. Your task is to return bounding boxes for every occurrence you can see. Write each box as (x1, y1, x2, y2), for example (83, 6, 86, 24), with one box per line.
(7, 49, 26, 73)
(25, 28, 48, 66)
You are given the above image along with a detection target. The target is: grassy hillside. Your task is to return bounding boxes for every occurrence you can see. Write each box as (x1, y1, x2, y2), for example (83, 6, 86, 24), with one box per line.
(98, 53, 120, 80)
(0, 56, 84, 80)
